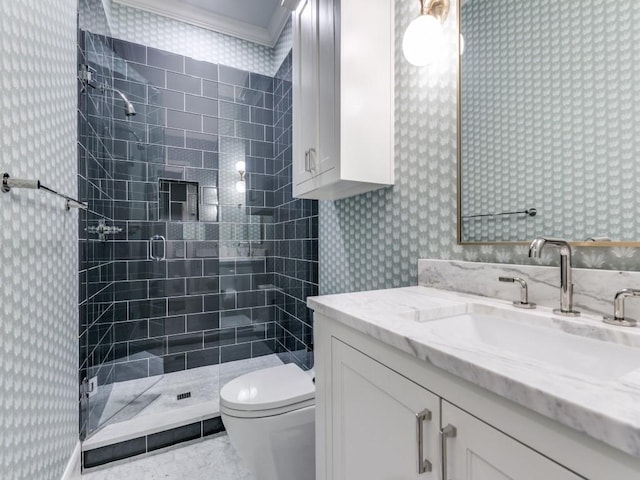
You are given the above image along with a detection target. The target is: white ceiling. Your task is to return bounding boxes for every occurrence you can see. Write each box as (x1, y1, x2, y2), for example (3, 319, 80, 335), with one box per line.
(113, 0, 295, 47)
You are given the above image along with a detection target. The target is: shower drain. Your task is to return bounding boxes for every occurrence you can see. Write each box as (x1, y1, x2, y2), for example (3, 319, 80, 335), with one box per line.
(177, 392, 192, 400)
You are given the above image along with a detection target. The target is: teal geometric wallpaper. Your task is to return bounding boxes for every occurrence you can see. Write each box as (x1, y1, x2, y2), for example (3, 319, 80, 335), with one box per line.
(319, 0, 640, 295)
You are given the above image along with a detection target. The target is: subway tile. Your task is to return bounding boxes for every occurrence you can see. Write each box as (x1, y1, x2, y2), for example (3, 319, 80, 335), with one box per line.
(168, 296, 203, 315)
(235, 87, 264, 107)
(204, 328, 235, 348)
(202, 79, 218, 99)
(147, 47, 184, 73)
(114, 280, 148, 301)
(237, 291, 267, 308)
(185, 57, 218, 80)
(168, 259, 203, 278)
(186, 348, 220, 369)
(221, 310, 252, 328)
(185, 94, 218, 116)
(149, 316, 186, 336)
(112, 38, 147, 64)
(167, 147, 203, 167)
(163, 353, 186, 373)
(167, 332, 203, 353)
(149, 278, 186, 298)
(127, 221, 166, 240)
(218, 65, 250, 87)
(185, 131, 218, 151)
(235, 121, 264, 141)
(186, 241, 218, 258)
(202, 116, 218, 135)
(217, 83, 235, 102)
(83, 437, 147, 468)
(127, 260, 166, 281)
(187, 312, 220, 331)
(167, 71, 201, 95)
(148, 423, 201, 452)
(149, 87, 185, 110)
(221, 343, 251, 363)
(203, 294, 221, 312)
(114, 320, 148, 343)
(167, 109, 202, 131)
(250, 107, 273, 125)
(186, 277, 219, 295)
(249, 72, 274, 92)
(219, 101, 249, 121)
(237, 324, 266, 343)
(203, 417, 226, 436)
(252, 339, 277, 358)
(129, 337, 167, 358)
(128, 299, 167, 319)
(127, 63, 166, 88)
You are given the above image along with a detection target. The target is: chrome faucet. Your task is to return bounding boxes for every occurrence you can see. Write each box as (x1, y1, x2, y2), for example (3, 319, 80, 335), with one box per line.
(528, 237, 580, 317)
(603, 289, 640, 327)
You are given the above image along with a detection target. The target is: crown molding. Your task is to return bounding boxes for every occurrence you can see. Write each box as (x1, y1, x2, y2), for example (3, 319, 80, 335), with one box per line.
(113, 0, 289, 47)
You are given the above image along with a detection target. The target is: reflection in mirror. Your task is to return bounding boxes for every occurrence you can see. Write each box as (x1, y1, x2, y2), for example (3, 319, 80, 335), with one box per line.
(458, 0, 640, 244)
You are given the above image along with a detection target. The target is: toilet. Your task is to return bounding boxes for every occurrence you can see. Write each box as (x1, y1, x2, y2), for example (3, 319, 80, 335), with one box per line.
(220, 363, 315, 480)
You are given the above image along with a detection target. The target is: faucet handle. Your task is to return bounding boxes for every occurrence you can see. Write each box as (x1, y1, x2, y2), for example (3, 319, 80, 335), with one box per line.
(499, 277, 536, 309)
(603, 288, 640, 327)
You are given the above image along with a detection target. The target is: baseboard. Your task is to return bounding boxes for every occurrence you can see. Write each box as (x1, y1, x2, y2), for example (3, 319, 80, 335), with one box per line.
(61, 441, 81, 480)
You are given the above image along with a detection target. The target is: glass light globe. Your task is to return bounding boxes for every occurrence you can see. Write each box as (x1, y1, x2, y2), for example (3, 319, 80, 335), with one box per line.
(235, 161, 246, 172)
(402, 14, 444, 66)
(236, 180, 246, 193)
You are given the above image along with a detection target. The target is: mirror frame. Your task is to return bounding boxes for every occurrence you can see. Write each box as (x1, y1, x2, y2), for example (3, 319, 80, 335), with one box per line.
(455, 0, 640, 248)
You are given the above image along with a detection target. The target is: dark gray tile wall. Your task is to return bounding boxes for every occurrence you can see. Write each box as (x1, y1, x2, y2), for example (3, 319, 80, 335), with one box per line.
(79, 39, 318, 444)
(88, 37, 280, 383)
(271, 52, 318, 369)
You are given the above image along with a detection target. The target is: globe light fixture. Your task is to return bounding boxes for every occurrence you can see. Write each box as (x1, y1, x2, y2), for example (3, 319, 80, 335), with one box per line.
(402, 0, 450, 66)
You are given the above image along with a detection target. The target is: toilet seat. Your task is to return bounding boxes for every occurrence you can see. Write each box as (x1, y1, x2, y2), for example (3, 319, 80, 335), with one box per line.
(220, 364, 315, 418)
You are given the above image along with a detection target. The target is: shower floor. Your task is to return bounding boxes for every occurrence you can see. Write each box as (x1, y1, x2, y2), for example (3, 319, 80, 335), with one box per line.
(84, 354, 284, 450)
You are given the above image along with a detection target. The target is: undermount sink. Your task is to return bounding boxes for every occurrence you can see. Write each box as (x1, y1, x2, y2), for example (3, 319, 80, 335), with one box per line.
(405, 303, 640, 380)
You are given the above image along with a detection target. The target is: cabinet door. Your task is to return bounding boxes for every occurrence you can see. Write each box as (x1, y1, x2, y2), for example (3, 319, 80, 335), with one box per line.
(441, 401, 584, 480)
(315, 0, 338, 178)
(331, 339, 440, 480)
(292, 0, 318, 189)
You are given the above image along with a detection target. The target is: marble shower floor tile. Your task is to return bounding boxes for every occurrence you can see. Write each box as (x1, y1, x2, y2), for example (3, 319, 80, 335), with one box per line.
(81, 434, 256, 480)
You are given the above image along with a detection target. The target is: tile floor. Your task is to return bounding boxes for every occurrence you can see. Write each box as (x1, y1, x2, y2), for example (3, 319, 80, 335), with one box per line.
(82, 434, 255, 480)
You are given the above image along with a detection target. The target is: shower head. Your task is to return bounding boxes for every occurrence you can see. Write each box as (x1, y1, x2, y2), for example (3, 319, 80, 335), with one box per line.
(101, 84, 136, 117)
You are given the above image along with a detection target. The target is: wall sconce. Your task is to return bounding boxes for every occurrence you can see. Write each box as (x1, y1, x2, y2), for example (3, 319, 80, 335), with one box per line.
(402, 0, 450, 66)
(235, 161, 246, 193)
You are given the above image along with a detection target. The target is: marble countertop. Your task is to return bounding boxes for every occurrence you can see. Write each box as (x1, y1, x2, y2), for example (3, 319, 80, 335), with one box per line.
(308, 286, 640, 458)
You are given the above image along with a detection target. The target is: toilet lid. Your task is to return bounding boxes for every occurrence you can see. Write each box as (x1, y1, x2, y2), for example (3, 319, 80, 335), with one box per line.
(220, 363, 315, 412)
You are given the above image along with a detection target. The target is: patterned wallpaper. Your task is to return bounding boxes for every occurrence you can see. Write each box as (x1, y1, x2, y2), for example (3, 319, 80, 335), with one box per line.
(0, 0, 79, 479)
(108, 2, 292, 77)
(460, 0, 640, 243)
(319, 0, 640, 295)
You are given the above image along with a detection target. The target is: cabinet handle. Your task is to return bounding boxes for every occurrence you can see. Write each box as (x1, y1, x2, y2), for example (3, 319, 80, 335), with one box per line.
(416, 409, 432, 474)
(304, 149, 310, 172)
(308, 147, 316, 171)
(440, 424, 457, 480)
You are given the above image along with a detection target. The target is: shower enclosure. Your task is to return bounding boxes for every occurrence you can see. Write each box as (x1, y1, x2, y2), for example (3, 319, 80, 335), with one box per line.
(77, 0, 318, 444)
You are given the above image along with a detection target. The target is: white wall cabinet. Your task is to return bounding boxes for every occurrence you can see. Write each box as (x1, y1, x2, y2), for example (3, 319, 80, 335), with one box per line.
(315, 314, 640, 480)
(292, 0, 394, 200)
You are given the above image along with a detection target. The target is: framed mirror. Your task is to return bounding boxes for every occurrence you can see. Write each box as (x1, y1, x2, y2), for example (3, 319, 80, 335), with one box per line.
(457, 0, 640, 245)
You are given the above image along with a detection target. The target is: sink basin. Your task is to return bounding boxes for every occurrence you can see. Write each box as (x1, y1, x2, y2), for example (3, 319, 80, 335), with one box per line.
(412, 304, 640, 380)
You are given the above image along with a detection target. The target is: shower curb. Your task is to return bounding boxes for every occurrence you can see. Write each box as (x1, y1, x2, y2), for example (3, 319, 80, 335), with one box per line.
(82, 415, 225, 469)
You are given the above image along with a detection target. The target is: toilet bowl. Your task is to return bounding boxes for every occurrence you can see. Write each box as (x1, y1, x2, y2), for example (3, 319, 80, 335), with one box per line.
(220, 363, 315, 480)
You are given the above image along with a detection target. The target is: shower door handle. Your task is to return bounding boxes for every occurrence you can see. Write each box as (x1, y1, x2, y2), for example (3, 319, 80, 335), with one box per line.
(149, 235, 166, 261)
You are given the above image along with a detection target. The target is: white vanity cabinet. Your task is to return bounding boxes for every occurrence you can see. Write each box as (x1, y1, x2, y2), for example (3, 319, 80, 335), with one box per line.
(292, 0, 394, 200)
(315, 313, 640, 480)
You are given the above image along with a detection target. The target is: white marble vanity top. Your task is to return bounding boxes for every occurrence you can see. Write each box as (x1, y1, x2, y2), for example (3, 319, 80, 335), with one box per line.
(307, 286, 640, 458)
